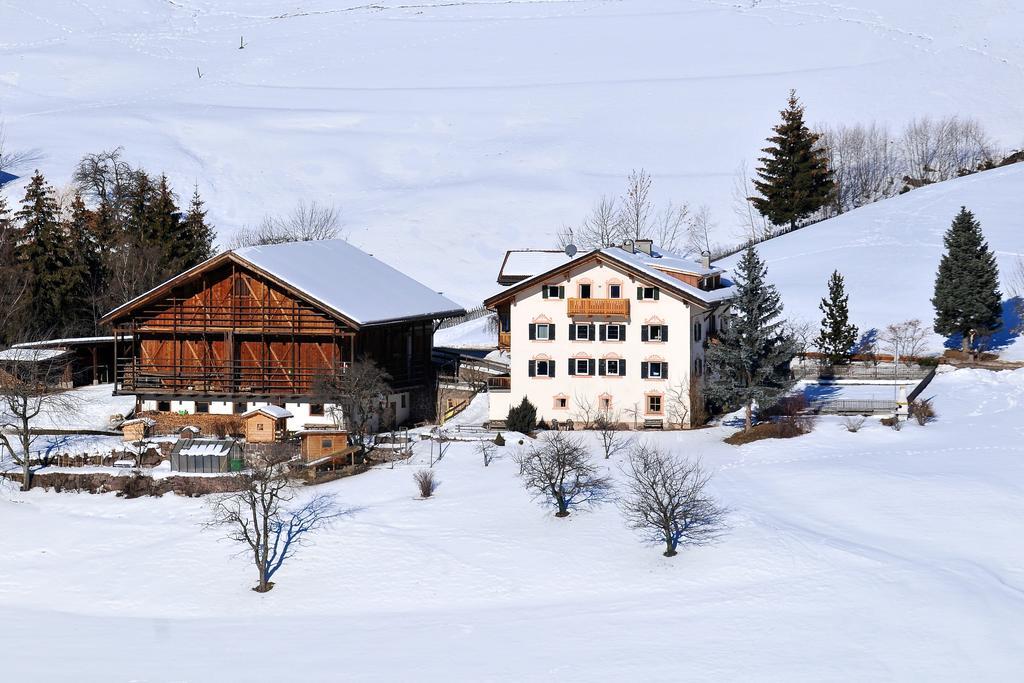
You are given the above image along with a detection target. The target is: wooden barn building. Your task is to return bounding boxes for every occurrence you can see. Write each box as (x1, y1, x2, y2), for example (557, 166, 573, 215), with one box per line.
(100, 240, 465, 430)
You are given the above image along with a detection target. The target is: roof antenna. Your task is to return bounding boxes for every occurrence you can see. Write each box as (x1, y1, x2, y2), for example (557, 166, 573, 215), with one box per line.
(239, 36, 246, 49)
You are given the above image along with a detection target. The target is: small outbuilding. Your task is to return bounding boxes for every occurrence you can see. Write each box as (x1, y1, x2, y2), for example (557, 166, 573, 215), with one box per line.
(298, 428, 357, 463)
(242, 405, 293, 443)
(121, 417, 156, 443)
(170, 437, 243, 473)
(179, 425, 201, 440)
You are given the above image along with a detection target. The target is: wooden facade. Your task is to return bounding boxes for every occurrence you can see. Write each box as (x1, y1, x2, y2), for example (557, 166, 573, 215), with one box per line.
(101, 253, 438, 409)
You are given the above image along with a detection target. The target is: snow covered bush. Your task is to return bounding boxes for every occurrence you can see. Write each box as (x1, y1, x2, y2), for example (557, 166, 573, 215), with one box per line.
(514, 432, 611, 518)
(619, 444, 727, 557)
(842, 415, 867, 433)
(910, 399, 936, 426)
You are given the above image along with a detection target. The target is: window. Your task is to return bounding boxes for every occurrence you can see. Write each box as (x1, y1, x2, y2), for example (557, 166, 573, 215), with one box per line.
(554, 396, 568, 410)
(400, 394, 407, 409)
(578, 283, 592, 299)
(637, 286, 659, 300)
(257, 423, 265, 431)
(233, 401, 247, 414)
(609, 284, 621, 299)
(157, 400, 171, 412)
(606, 359, 619, 375)
(694, 322, 703, 342)
(605, 324, 622, 341)
(572, 323, 593, 341)
(642, 325, 668, 342)
(530, 359, 555, 378)
(569, 358, 595, 376)
(196, 402, 210, 414)
(322, 438, 333, 449)
(647, 395, 662, 414)
(529, 323, 555, 341)
(694, 358, 704, 377)
(542, 285, 565, 299)
(601, 396, 612, 410)
(642, 361, 668, 379)
(310, 404, 325, 416)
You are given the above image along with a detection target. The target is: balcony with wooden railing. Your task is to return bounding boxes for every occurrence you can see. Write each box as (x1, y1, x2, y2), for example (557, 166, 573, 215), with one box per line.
(116, 359, 349, 397)
(498, 331, 511, 350)
(567, 298, 630, 317)
(487, 375, 511, 392)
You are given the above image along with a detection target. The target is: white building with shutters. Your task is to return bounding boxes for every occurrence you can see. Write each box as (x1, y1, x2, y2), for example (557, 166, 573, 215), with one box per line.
(484, 240, 735, 429)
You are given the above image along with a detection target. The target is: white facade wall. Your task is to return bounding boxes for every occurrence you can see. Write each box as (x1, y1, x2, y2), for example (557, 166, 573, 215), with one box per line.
(490, 261, 713, 428)
(141, 392, 411, 432)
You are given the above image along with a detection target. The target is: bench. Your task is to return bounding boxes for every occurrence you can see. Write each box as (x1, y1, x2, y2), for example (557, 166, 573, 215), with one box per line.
(643, 419, 664, 430)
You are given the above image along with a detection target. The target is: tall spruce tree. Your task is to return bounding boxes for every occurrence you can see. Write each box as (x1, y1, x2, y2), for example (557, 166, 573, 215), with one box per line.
(67, 192, 106, 334)
(932, 207, 1002, 352)
(178, 185, 215, 269)
(751, 90, 834, 231)
(15, 172, 88, 335)
(148, 174, 181, 275)
(813, 270, 858, 365)
(704, 246, 798, 431)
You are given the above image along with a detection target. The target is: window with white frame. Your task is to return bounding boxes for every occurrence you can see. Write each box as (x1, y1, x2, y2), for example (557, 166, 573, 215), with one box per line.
(570, 358, 594, 376)
(605, 359, 620, 375)
(647, 394, 662, 414)
(644, 324, 667, 342)
(642, 361, 668, 379)
(578, 283, 592, 299)
(529, 359, 555, 377)
(605, 324, 622, 341)
(574, 324, 592, 341)
(542, 285, 564, 299)
(609, 284, 622, 299)
(638, 286, 659, 300)
(536, 323, 551, 340)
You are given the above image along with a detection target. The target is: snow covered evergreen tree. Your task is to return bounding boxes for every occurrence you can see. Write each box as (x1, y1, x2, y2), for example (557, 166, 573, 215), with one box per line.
(751, 91, 834, 232)
(932, 207, 1002, 352)
(66, 192, 106, 334)
(813, 270, 858, 365)
(704, 246, 797, 431)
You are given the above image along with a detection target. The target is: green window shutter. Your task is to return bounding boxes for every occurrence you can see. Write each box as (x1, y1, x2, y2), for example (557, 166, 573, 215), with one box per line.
(558, 286, 565, 299)
(661, 325, 669, 342)
(619, 359, 627, 376)
(637, 286, 643, 300)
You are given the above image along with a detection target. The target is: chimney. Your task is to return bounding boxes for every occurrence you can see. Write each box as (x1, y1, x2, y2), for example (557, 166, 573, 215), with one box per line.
(634, 239, 653, 256)
(621, 239, 635, 254)
(701, 251, 711, 270)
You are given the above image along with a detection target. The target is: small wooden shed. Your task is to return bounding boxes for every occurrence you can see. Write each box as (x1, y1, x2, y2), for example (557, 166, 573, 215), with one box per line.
(298, 429, 358, 463)
(121, 417, 156, 443)
(242, 405, 292, 443)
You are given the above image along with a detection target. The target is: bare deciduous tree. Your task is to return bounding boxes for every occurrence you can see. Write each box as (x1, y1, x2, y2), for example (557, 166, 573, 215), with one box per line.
(476, 439, 497, 467)
(557, 195, 619, 250)
(0, 348, 80, 490)
(731, 159, 770, 244)
(595, 410, 631, 459)
(206, 454, 341, 592)
(571, 391, 599, 430)
(816, 121, 901, 215)
(514, 432, 612, 517)
(900, 116, 997, 186)
(313, 356, 392, 455)
(880, 319, 931, 361)
(619, 444, 727, 557)
(0, 120, 43, 176)
(230, 200, 344, 248)
(684, 204, 716, 257)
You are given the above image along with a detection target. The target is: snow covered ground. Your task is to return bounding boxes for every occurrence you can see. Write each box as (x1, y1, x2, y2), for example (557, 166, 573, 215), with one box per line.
(434, 314, 497, 350)
(3, 1, 1024, 305)
(3, 368, 1024, 681)
(720, 165, 1024, 359)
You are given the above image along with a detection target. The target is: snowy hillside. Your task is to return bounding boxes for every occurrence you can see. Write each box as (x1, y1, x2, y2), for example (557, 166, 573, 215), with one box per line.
(720, 165, 1024, 357)
(3, 1, 1024, 304)
(3, 369, 1024, 680)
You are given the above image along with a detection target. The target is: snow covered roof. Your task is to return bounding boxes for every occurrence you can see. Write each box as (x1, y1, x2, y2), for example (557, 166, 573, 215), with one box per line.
(242, 405, 293, 420)
(0, 347, 73, 362)
(234, 240, 465, 325)
(486, 244, 735, 308)
(102, 240, 466, 328)
(179, 442, 234, 457)
(295, 428, 348, 436)
(498, 249, 579, 284)
(13, 336, 120, 349)
(121, 417, 156, 427)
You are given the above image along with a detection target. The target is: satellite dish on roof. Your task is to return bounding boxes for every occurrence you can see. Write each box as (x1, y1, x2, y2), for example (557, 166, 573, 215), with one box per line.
(564, 244, 578, 257)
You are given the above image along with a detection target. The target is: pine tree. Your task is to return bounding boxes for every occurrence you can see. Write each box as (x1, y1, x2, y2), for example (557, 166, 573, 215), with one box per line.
(813, 270, 858, 365)
(67, 192, 105, 334)
(178, 185, 215, 269)
(148, 174, 181, 275)
(932, 207, 1002, 352)
(751, 90, 834, 231)
(16, 172, 88, 335)
(704, 246, 798, 431)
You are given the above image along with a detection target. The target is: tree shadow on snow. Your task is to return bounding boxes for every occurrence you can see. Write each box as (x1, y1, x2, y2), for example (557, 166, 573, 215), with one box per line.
(943, 297, 1022, 352)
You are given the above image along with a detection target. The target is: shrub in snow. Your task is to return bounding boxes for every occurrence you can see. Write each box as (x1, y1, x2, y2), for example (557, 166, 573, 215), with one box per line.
(619, 443, 727, 557)
(910, 398, 936, 426)
(493, 432, 505, 446)
(414, 469, 438, 498)
(514, 432, 611, 518)
(842, 415, 867, 433)
(505, 397, 538, 434)
(476, 441, 496, 468)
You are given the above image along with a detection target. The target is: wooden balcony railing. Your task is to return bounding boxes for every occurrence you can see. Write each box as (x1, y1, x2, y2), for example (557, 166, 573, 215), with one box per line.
(567, 298, 630, 317)
(498, 331, 511, 349)
(487, 376, 511, 392)
(116, 360, 349, 395)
